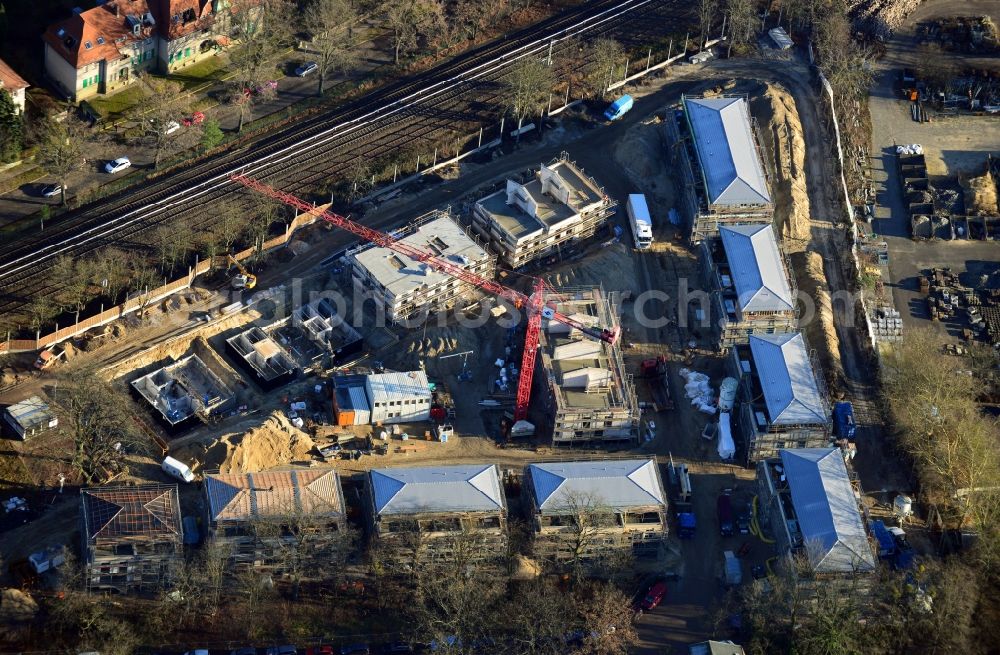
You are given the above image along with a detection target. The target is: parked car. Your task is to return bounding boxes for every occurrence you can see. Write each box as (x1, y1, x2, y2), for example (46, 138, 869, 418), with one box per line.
(265, 646, 297, 655)
(182, 111, 205, 126)
(40, 183, 62, 198)
(231, 648, 257, 655)
(305, 648, 334, 655)
(150, 119, 180, 135)
(340, 645, 370, 655)
(636, 580, 667, 611)
(381, 643, 414, 654)
(295, 61, 319, 76)
(183, 651, 210, 655)
(104, 157, 131, 174)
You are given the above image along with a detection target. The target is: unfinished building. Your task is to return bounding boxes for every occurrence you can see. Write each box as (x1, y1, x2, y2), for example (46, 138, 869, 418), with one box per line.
(524, 458, 668, 564)
(130, 355, 234, 430)
(471, 155, 615, 269)
(668, 95, 773, 243)
(730, 333, 831, 463)
(348, 210, 494, 323)
(757, 449, 876, 590)
(701, 224, 798, 347)
(289, 297, 364, 366)
(366, 464, 507, 562)
(534, 288, 638, 446)
(80, 484, 184, 594)
(225, 326, 297, 389)
(203, 470, 347, 573)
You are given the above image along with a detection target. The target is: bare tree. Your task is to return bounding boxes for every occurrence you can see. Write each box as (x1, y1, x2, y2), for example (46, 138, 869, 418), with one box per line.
(574, 582, 639, 655)
(132, 75, 192, 169)
(382, 0, 447, 65)
(213, 199, 249, 254)
(52, 254, 95, 317)
(501, 57, 554, 139)
(725, 0, 759, 55)
(303, 0, 360, 96)
(228, 0, 296, 132)
(26, 294, 57, 333)
(92, 247, 132, 303)
(699, 0, 720, 48)
(33, 114, 91, 206)
(153, 221, 195, 276)
(584, 38, 625, 99)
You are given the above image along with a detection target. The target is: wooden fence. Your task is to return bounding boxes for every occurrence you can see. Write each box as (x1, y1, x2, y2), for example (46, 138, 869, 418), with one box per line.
(0, 203, 330, 355)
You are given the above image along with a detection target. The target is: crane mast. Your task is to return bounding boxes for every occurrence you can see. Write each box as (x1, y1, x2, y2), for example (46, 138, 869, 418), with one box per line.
(230, 174, 619, 421)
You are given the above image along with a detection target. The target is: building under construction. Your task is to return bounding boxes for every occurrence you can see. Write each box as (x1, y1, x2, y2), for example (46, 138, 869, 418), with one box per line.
(130, 355, 234, 430)
(533, 288, 638, 446)
(471, 154, 615, 269)
(668, 95, 774, 243)
(80, 484, 184, 594)
(348, 210, 494, 323)
(203, 470, 347, 573)
(225, 326, 297, 389)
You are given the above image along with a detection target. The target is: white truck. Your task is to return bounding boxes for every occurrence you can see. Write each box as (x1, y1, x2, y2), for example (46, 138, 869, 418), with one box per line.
(161, 456, 195, 483)
(626, 194, 653, 250)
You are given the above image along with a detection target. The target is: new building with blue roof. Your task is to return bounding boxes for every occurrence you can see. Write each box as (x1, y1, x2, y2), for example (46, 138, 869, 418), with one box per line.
(365, 464, 507, 561)
(668, 95, 774, 243)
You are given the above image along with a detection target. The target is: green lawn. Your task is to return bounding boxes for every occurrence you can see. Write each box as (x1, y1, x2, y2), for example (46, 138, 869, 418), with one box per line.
(166, 54, 232, 91)
(86, 84, 149, 119)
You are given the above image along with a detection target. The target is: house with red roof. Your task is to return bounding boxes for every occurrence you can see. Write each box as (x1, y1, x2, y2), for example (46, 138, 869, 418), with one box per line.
(43, 0, 243, 102)
(0, 58, 30, 114)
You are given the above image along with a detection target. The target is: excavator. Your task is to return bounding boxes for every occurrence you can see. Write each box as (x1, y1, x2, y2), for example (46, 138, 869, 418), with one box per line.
(227, 254, 257, 289)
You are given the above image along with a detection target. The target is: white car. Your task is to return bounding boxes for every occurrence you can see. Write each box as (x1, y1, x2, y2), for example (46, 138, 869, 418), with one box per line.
(152, 119, 181, 135)
(104, 157, 131, 174)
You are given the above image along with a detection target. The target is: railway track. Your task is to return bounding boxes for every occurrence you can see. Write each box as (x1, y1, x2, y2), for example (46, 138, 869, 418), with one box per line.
(0, 0, 691, 324)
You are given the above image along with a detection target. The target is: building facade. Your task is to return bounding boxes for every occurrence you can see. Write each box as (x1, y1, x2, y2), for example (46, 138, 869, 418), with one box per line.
(534, 288, 638, 446)
(42, 0, 243, 102)
(701, 224, 797, 347)
(471, 155, 615, 269)
(366, 464, 508, 563)
(365, 370, 432, 425)
(524, 459, 668, 564)
(730, 332, 831, 463)
(203, 470, 347, 573)
(668, 95, 774, 243)
(0, 58, 29, 114)
(348, 211, 494, 323)
(80, 484, 184, 593)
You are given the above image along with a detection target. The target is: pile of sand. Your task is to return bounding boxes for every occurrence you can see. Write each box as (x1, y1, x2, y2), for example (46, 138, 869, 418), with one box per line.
(209, 411, 316, 474)
(798, 252, 844, 389)
(752, 84, 810, 244)
(962, 169, 998, 215)
(846, 0, 924, 39)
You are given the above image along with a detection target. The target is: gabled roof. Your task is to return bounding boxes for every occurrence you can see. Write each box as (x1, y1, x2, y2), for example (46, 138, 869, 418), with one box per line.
(684, 96, 771, 207)
(780, 448, 876, 574)
(370, 464, 504, 516)
(749, 333, 826, 426)
(81, 484, 182, 541)
(528, 459, 666, 513)
(720, 224, 794, 313)
(0, 58, 29, 91)
(204, 470, 344, 523)
(43, 1, 157, 69)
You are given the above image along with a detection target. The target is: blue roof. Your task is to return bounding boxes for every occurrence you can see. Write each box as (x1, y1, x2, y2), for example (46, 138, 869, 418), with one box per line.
(719, 224, 794, 313)
(370, 464, 505, 515)
(684, 96, 771, 207)
(749, 333, 826, 426)
(780, 448, 876, 573)
(528, 459, 666, 513)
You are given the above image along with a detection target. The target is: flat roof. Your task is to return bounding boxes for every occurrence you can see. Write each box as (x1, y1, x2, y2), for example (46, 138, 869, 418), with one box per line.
(720, 224, 794, 313)
(528, 459, 666, 513)
(684, 96, 771, 207)
(749, 333, 826, 426)
(370, 464, 505, 516)
(5, 396, 56, 430)
(352, 213, 488, 297)
(366, 370, 431, 402)
(780, 448, 876, 573)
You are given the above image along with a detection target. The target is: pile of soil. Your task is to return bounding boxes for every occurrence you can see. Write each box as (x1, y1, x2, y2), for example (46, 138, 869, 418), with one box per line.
(206, 411, 316, 474)
(751, 83, 810, 243)
(846, 0, 924, 39)
(795, 252, 845, 389)
(962, 169, 998, 215)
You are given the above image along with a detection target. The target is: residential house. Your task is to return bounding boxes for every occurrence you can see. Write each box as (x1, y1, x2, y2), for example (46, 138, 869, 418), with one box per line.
(366, 464, 507, 562)
(80, 484, 184, 593)
(0, 58, 29, 113)
(524, 458, 668, 563)
(203, 470, 347, 572)
(729, 332, 831, 463)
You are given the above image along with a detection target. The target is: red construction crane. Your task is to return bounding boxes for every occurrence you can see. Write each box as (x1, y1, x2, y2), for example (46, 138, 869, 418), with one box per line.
(230, 174, 619, 421)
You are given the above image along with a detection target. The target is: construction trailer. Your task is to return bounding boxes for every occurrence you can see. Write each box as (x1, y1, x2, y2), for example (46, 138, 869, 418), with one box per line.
(3, 395, 58, 440)
(129, 355, 234, 431)
(331, 374, 372, 426)
(701, 224, 798, 348)
(757, 449, 876, 593)
(534, 288, 638, 446)
(225, 326, 297, 390)
(203, 470, 347, 573)
(348, 210, 495, 323)
(365, 370, 432, 425)
(471, 154, 616, 269)
(80, 484, 184, 594)
(366, 464, 508, 563)
(524, 458, 668, 565)
(667, 95, 774, 243)
(729, 333, 831, 463)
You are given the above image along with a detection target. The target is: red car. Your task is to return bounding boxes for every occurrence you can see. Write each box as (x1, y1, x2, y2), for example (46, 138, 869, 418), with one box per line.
(182, 111, 205, 126)
(304, 648, 334, 655)
(637, 581, 667, 611)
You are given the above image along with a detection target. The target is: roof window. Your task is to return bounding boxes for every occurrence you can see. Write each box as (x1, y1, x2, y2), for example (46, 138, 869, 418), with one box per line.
(97, 36, 105, 45)
(56, 28, 66, 37)
(84, 41, 93, 49)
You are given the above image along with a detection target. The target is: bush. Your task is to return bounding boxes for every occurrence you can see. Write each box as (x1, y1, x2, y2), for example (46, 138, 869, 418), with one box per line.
(0, 166, 44, 194)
